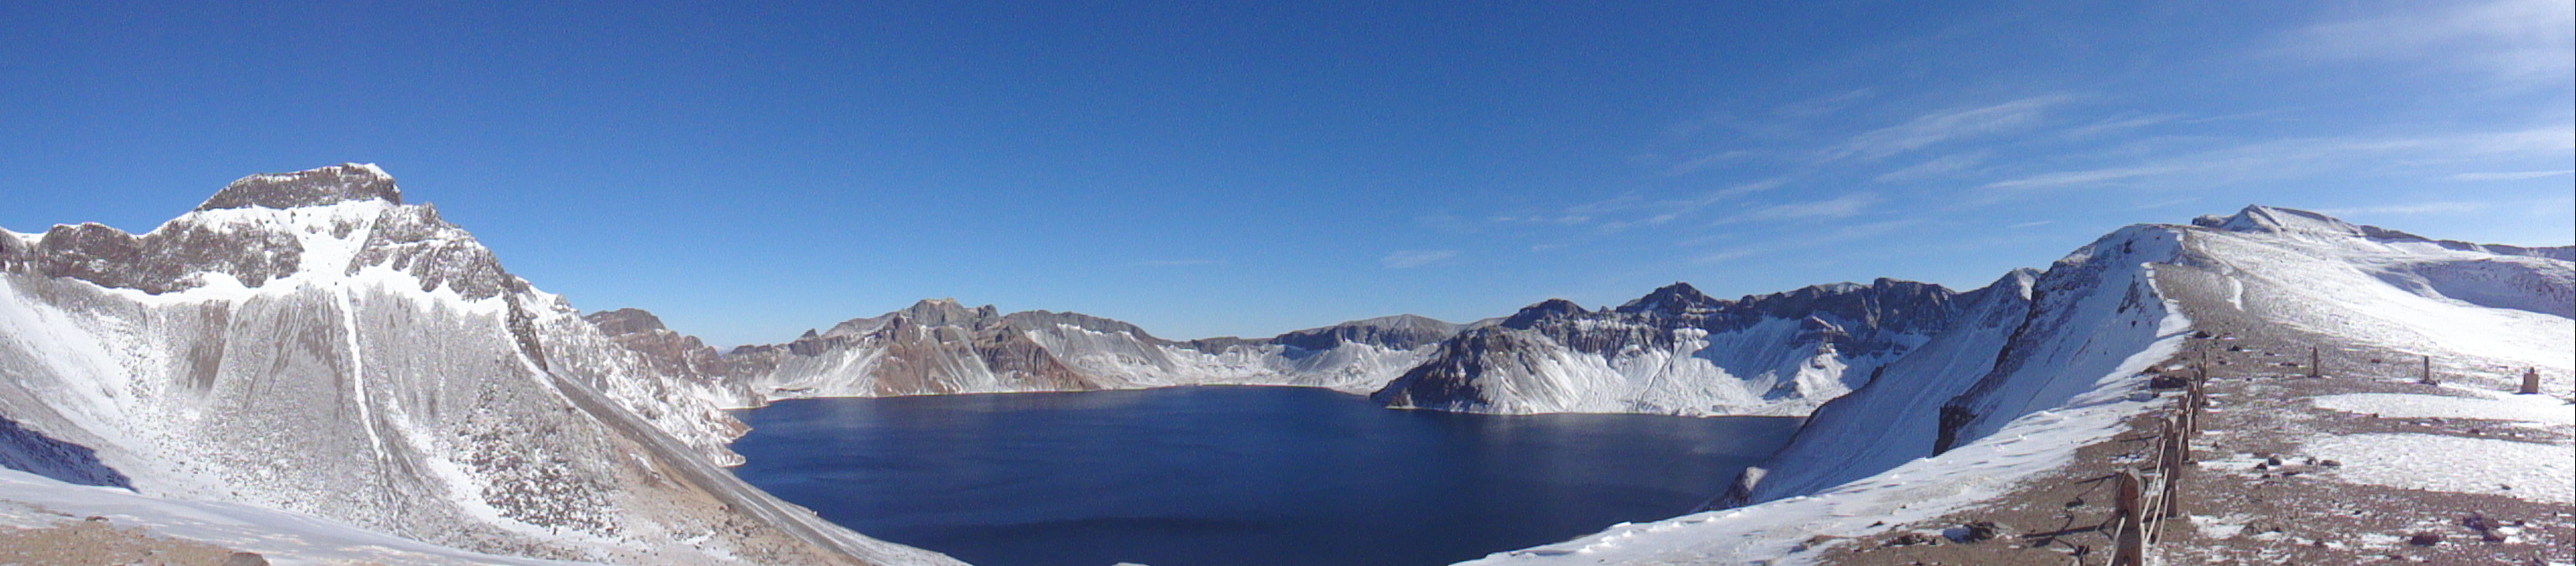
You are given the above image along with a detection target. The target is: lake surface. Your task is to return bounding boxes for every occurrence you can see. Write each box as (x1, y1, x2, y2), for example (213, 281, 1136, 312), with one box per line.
(729, 386, 1798, 566)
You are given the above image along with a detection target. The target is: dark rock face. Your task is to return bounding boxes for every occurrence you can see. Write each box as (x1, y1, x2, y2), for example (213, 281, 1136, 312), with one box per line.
(725, 299, 1114, 396)
(585, 308, 670, 336)
(0, 164, 512, 300)
(2, 222, 303, 295)
(1268, 314, 1462, 351)
(194, 164, 401, 211)
(1372, 279, 1970, 412)
(1369, 327, 1541, 409)
(349, 204, 518, 300)
(584, 308, 732, 382)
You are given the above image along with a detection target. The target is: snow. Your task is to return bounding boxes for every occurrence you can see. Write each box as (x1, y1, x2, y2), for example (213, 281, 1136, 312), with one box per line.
(1462, 225, 2195, 565)
(2307, 391, 2575, 426)
(0, 467, 592, 566)
(0, 169, 959, 566)
(2189, 215, 2573, 381)
(1462, 396, 2176, 565)
(2297, 433, 2574, 504)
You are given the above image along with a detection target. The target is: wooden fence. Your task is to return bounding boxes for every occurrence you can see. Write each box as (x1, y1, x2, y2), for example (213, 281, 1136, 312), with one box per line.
(2109, 360, 2206, 566)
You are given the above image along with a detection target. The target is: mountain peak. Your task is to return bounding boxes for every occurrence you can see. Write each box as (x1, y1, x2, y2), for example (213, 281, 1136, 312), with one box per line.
(898, 298, 999, 326)
(1616, 282, 1720, 314)
(2192, 205, 2361, 237)
(195, 163, 401, 211)
(1501, 298, 1590, 329)
(584, 308, 669, 336)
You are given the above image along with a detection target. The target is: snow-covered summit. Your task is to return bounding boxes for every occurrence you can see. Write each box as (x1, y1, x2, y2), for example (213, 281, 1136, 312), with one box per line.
(2197, 205, 2573, 260)
(0, 165, 962, 566)
(2195, 204, 2363, 236)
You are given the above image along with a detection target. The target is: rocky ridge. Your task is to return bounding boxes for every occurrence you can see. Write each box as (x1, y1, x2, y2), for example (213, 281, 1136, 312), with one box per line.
(0, 165, 960, 566)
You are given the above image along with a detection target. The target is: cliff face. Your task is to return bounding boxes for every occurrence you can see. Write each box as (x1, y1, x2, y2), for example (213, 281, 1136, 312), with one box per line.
(0, 165, 961, 566)
(711, 299, 1469, 401)
(1370, 280, 1971, 416)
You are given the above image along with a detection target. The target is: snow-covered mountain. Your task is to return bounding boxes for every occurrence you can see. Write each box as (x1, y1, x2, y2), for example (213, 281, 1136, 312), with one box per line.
(0, 165, 960, 566)
(1724, 205, 2573, 508)
(1471, 205, 2569, 565)
(1370, 279, 1977, 416)
(713, 299, 1468, 402)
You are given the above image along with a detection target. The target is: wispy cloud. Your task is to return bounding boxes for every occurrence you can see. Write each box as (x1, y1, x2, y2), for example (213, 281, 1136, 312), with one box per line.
(2064, 113, 2185, 138)
(1665, 150, 1753, 176)
(1823, 95, 2071, 161)
(1774, 88, 1876, 118)
(2284, 0, 2575, 81)
(1130, 259, 1220, 267)
(1380, 250, 1458, 269)
(1982, 165, 2183, 190)
(2315, 202, 2492, 215)
(2449, 169, 2574, 181)
(1874, 150, 1992, 183)
(1551, 178, 1792, 232)
(1979, 126, 2574, 193)
(1694, 219, 1922, 264)
(2008, 220, 2057, 229)
(1717, 192, 1882, 224)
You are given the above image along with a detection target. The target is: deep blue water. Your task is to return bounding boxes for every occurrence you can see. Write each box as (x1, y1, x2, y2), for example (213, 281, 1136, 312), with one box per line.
(729, 386, 1798, 566)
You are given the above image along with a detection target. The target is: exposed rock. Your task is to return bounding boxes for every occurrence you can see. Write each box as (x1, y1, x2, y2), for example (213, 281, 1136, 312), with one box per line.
(195, 164, 401, 211)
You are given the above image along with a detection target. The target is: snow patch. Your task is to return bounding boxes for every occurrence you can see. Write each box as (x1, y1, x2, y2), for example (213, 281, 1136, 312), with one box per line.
(2308, 391, 2575, 426)
(2298, 433, 2574, 504)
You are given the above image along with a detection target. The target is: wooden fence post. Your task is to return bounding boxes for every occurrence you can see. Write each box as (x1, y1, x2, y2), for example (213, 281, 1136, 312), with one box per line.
(2521, 367, 2542, 395)
(2113, 470, 2145, 566)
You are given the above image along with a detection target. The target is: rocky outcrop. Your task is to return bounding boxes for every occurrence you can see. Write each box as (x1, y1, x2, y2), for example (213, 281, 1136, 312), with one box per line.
(718, 299, 1472, 399)
(0, 165, 961, 566)
(1371, 280, 1968, 416)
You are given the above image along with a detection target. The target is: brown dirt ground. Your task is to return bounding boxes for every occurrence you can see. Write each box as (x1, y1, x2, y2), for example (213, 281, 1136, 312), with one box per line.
(0, 516, 251, 566)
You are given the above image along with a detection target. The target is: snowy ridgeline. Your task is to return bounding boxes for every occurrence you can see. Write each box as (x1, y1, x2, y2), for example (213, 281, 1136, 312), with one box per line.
(1459, 206, 2572, 565)
(696, 270, 1992, 420)
(0, 162, 2566, 566)
(0, 165, 962, 566)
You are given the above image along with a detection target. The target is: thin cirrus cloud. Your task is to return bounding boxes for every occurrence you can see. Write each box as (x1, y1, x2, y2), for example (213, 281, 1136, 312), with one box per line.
(1873, 150, 1993, 183)
(2449, 169, 2573, 181)
(1978, 126, 2574, 194)
(1820, 95, 2071, 161)
(2282, 0, 2574, 81)
(1380, 250, 1458, 269)
(1715, 192, 1882, 225)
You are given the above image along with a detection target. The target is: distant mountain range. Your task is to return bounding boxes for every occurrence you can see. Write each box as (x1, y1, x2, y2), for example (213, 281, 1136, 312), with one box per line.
(1, 164, 2565, 565)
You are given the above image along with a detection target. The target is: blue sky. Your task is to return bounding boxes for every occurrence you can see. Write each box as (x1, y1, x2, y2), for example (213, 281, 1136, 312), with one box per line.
(3, 1, 2569, 345)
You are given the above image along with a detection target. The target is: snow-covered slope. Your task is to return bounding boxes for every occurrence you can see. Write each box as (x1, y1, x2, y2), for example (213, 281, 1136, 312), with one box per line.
(1475, 205, 2568, 565)
(0, 165, 961, 566)
(717, 299, 1465, 402)
(1371, 280, 1966, 416)
(1465, 216, 2202, 565)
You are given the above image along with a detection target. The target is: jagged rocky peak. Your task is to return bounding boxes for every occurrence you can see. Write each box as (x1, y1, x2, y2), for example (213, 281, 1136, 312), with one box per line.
(898, 297, 1000, 326)
(1500, 298, 1592, 329)
(1616, 282, 1721, 315)
(584, 307, 670, 336)
(1733, 278, 1958, 334)
(195, 163, 401, 211)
